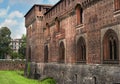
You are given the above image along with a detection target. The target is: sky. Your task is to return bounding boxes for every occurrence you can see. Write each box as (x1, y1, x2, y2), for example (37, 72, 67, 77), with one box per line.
(0, 0, 59, 39)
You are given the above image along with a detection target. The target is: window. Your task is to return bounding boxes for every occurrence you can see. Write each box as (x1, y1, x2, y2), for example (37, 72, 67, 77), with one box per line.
(65, 0, 66, 7)
(103, 29, 119, 64)
(75, 4, 83, 25)
(46, 23, 50, 36)
(39, 6, 41, 11)
(76, 37, 86, 63)
(44, 45, 49, 63)
(46, 8, 49, 12)
(59, 41, 65, 63)
(114, 0, 120, 11)
(28, 46, 31, 62)
(68, 0, 70, 5)
(55, 17, 60, 33)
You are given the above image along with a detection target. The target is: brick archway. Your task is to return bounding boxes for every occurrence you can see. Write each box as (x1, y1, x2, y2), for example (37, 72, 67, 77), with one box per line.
(59, 41, 65, 63)
(103, 29, 119, 64)
(76, 37, 86, 63)
(44, 45, 49, 63)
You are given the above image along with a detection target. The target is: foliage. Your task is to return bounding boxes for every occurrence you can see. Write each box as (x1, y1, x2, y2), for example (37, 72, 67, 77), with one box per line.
(40, 78, 56, 84)
(19, 34, 26, 59)
(0, 27, 11, 59)
(27, 62, 30, 77)
(10, 51, 22, 59)
(0, 71, 56, 84)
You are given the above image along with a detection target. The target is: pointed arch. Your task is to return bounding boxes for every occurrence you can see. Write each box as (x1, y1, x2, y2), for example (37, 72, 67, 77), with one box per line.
(59, 41, 65, 63)
(75, 4, 83, 25)
(55, 17, 60, 32)
(44, 45, 49, 63)
(114, 0, 120, 11)
(76, 37, 86, 63)
(28, 46, 31, 62)
(103, 29, 119, 64)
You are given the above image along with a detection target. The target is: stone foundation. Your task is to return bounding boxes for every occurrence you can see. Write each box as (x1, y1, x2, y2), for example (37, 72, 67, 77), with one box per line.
(30, 63, 120, 84)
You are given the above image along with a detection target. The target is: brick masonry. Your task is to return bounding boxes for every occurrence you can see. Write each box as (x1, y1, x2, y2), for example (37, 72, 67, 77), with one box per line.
(25, 0, 120, 84)
(0, 60, 25, 70)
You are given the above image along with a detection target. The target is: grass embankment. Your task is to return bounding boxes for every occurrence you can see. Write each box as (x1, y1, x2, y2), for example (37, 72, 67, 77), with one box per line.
(0, 71, 56, 84)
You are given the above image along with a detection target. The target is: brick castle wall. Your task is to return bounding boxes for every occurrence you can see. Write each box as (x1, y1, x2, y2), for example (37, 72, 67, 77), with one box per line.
(0, 60, 25, 70)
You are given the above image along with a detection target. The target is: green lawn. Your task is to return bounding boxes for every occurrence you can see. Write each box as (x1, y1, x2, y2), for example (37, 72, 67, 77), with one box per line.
(0, 71, 56, 84)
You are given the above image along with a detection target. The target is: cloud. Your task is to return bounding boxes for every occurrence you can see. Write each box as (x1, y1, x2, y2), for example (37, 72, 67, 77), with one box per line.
(0, 19, 17, 27)
(0, 0, 60, 39)
(9, 0, 42, 5)
(0, 6, 10, 18)
(0, 10, 26, 39)
(0, 18, 26, 39)
(46, 0, 59, 4)
(0, 0, 3, 3)
(8, 11, 23, 19)
(9, 0, 59, 5)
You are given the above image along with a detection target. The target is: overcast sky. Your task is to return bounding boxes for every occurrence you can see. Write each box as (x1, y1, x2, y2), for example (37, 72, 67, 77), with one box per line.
(0, 0, 59, 39)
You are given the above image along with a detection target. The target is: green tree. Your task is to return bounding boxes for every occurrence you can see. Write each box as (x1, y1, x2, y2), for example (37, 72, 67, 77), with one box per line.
(10, 51, 19, 59)
(19, 34, 26, 59)
(0, 27, 11, 59)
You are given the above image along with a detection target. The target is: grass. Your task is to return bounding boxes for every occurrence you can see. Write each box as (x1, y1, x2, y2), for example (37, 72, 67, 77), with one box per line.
(0, 71, 56, 84)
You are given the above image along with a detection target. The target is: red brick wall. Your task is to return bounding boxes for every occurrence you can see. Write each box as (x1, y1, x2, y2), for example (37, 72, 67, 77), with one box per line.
(0, 60, 25, 70)
(25, 0, 120, 64)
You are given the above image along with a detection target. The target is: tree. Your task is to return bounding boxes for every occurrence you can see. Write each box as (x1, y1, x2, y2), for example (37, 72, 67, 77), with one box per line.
(0, 27, 11, 59)
(19, 34, 26, 59)
(10, 51, 19, 59)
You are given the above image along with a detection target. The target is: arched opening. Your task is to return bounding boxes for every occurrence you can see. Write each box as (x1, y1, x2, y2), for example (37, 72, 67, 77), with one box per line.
(44, 45, 49, 63)
(74, 74, 77, 84)
(28, 46, 31, 62)
(46, 23, 50, 36)
(76, 37, 86, 63)
(55, 17, 60, 32)
(75, 4, 83, 25)
(59, 41, 65, 63)
(93, 76, 97, 84)
(103, 29, 119, 64)
(114, 0, 120, 11)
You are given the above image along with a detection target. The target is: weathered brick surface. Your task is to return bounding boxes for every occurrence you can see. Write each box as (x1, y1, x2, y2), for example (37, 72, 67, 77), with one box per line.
(0, 60, 25, 70)
(25, 0, 120, 83)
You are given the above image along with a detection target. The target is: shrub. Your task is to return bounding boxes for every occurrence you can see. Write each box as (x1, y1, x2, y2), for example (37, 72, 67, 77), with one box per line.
(39, 77, 56, 84)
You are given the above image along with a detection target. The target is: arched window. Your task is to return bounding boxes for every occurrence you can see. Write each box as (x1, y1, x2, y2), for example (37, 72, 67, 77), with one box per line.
(114, 0, 120, 11)
(76, 37, 86, 63)
(75, 4, 83, 25)
(46, 23, 50, 36)
(59, 41, 65, 63)
(55, 17, 60, 33)
(103, 29, 119, 64)
(28, 46, 31, 62)
(44, 45, 49, 63)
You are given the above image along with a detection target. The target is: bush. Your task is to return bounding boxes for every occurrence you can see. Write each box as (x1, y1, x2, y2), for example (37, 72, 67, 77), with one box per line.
(39, 78, 56, 84)
(27, 62, 30, 77)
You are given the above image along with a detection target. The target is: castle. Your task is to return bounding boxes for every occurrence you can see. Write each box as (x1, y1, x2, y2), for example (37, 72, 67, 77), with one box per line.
(25, 0, 120, 84)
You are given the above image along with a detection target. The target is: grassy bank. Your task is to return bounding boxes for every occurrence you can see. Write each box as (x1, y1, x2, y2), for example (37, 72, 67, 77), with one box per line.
(0, 71, 56, 84)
